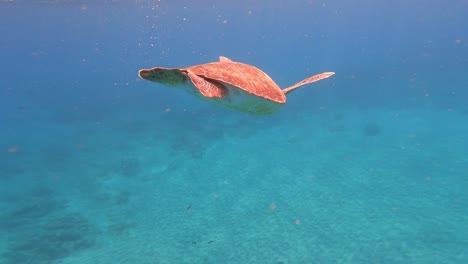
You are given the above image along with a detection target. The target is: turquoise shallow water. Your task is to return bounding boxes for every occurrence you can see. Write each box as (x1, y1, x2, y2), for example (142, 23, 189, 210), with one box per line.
(1, 106, 466, 263)
(1, 1, 467, 263)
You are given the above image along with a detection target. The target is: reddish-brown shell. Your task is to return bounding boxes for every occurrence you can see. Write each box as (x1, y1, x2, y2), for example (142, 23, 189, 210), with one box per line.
(185, 61, 286, 103)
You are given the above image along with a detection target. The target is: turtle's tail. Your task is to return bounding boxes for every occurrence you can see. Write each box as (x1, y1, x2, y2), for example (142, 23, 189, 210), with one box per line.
(282, 72, 335, 94)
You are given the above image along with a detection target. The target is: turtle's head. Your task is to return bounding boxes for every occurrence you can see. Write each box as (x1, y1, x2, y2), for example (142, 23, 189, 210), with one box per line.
(138, 67, 187, 87)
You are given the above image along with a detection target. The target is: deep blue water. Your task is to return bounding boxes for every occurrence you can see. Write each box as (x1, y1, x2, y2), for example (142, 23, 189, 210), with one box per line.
(1, 1, 467, 263)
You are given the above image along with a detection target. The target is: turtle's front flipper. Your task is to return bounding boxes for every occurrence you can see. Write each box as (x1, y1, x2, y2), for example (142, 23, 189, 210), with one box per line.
(187, 71, 227, 98)
(282, 72, 335, 94)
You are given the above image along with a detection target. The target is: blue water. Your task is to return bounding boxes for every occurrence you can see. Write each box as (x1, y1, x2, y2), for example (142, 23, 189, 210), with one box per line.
(1, 1, 467, 263)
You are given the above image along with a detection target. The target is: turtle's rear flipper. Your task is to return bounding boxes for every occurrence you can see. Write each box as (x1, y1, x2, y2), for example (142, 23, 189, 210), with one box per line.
(187, 71, 227, 98)
(282, 72, 335, 94)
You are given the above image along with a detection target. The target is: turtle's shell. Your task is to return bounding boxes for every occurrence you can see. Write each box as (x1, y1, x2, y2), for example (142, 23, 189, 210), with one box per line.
(186, 61, 286, 103)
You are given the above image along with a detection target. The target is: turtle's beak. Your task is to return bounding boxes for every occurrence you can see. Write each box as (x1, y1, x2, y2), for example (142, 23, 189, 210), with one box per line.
(138, 69, 151, 80)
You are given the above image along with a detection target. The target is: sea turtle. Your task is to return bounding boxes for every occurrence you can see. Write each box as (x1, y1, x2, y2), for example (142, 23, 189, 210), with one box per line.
(138, 56, 334, 115)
